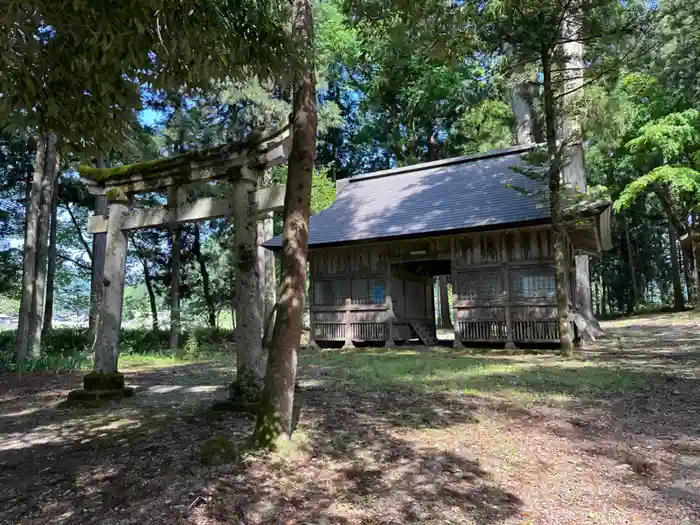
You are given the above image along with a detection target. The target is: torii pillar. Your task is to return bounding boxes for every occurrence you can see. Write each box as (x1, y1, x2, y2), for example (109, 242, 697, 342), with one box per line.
(69, 189, 134, 399)
(228, 166, 266, 400)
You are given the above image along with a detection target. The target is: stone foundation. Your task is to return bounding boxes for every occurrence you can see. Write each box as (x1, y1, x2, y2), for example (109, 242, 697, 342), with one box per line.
(83, 371, 126, 391)
(66, 372, 134, 403)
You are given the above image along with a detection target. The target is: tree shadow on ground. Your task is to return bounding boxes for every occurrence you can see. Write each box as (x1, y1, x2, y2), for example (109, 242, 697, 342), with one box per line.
(294, 336, 700, 522)
(3, 316, 700, 524)
(0, 382, 523, 525)
(200, 388, 522, 525)
(0, 362, 233, 438)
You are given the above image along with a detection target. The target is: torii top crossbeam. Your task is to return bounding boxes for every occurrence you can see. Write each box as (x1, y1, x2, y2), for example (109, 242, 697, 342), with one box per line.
(78, 125, 292, 197)
(78, 125, 292, 234)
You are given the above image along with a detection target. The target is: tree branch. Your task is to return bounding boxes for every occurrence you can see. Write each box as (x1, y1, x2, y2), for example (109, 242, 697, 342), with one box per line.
(57, 253, 91, 271)
(548, 0, 577, 52)
(553, 36, 654, 101)
(64, 203, 93, 261)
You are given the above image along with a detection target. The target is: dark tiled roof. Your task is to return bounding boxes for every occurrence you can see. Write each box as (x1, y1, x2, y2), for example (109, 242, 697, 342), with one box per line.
(266, 145, 550, 249)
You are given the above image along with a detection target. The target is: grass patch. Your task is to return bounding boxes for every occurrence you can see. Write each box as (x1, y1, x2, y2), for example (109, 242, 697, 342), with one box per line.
(0, 327, 234, 373)
(119, 349, 230, 370)
(300, 347, 665, 402)
(0, 352, 92, 374)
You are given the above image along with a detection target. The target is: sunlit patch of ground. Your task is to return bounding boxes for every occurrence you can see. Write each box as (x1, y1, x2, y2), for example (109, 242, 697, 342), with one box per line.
(2, 313, 700, 524)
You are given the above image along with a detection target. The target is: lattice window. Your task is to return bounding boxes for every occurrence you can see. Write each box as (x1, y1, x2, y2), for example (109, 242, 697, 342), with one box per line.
(510, 266, 556, 300)
(350, 278, 385, 304)
(313, 279, 346, 305)
(457, 269, 503, 300)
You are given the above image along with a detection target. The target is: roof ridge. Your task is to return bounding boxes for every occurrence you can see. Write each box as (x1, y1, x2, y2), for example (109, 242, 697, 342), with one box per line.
(349, 143, 539, 183)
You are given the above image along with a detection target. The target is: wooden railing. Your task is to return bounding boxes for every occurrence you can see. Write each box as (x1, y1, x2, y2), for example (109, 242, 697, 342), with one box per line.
(314, 323, 346, 341)
(458, 321, 507, 342)
(350, 323, 386, 341)
(511, 320, 559, 341)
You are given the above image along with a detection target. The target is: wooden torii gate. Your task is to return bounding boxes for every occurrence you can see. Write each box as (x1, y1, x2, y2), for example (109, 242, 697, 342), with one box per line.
(68, 126, 291, 399)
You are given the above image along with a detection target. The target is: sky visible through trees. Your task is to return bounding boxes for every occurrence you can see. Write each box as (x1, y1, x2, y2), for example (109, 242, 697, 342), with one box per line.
(1, 0, 699, 345)
(2, 2, 700, 521)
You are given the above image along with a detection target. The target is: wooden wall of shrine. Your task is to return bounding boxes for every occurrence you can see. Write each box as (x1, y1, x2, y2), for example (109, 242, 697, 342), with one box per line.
(308, 225, 575, 346)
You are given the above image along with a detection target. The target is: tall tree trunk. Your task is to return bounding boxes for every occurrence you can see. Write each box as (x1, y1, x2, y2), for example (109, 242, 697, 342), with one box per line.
(602, 278, 607, 315)
(88, 158, 108, 339)
(19, 133, 60, 360)
(438, 276, 452, 329)
(193, 225, 216, 328)
(192, 224, 216, 328)
(693, 240, 700, 307)
(542, 52, 574, 356)
(42, 177, 59, 335)
(681, 244, 693, 303)
(29, 139, 59, 356)
(505, 42, 538, 144)
(16, 135, 49, 363)
(427, 130, 438, 162)
(141, 258, 159, 332)
(511, 75, 537, 143)
(623, 215, 639, 308)
(170, 225, 181, 348)
(559, 15, 603, 338)
(253, 0, 317, 446)
(669, 223, 684, 311)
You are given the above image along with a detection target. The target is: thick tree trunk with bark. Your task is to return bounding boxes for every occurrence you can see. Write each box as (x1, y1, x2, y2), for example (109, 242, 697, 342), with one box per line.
(253, 0, 317, 446)
(141, 258, 159, 332)
(43, 180, 59, 335)
(438, 276, 452, 329)
(16, 136, 49, 363)
(512, 80, 537, 144)
(681, 244, 693, 304)
(623, 215, 639, 307)
(693, 241, 700, 306)
(542, 54, 574, 356)
(602, 278, 607, 315)
(88, 159, 108, 339)
(193, 225, 216, 328)
(560, 15, 603, 338)
(28, 135, 59, 358)
(669, 224, 684, 311)
(230, 174, 265, 400)
(505, 43, 539, 145)
(574, 255, 602, 335)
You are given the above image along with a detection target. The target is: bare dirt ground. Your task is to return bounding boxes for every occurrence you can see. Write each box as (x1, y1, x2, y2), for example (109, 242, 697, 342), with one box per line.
(1, 313, 700, 525)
